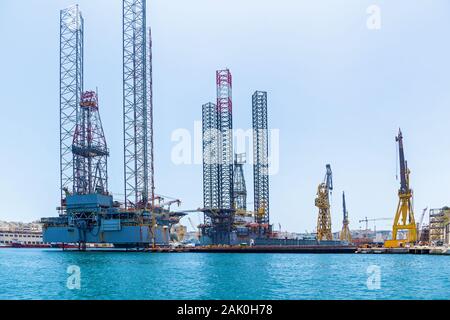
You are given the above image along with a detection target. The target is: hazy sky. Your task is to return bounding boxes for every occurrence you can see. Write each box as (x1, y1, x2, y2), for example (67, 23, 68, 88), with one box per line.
(0, 0, 449, 233)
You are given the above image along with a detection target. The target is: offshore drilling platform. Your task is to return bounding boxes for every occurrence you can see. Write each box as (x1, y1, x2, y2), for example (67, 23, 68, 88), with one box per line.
(41, 2, 185, 249)
(199, 76, 274, 245)
(197, 73, 351, 248)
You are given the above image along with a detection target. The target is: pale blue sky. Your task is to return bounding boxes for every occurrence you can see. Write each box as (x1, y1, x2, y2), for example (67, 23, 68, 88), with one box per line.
(0, 0, 449, 233)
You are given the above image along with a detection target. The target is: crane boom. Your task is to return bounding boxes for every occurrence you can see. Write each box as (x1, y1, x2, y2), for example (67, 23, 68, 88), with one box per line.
(342, 192, 348, 221)
(340, 191, 352, 242)
(396, 129, 408, 193)
(325, 164, 333, 194)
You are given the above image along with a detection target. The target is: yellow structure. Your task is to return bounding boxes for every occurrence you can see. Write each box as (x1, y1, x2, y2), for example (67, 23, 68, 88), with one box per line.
(385, 129, 417, 248)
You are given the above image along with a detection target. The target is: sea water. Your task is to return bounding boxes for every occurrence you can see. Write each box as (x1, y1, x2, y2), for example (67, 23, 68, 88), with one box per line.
(0, 249, 449, 300)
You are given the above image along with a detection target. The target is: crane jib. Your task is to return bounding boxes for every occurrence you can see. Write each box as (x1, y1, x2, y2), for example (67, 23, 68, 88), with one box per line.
(396, 129, 408, 193)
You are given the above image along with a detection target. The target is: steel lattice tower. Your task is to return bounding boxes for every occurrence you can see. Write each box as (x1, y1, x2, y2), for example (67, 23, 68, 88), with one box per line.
(217, 69, 234, 210)
(73, 91, 109, 195)
(60, 5, 84, 201)
(252, 91, 270, 224)
(123, 0, 153, 209)
(202, 102, 220, 209)
(147, 27, 155, 207)
(233, 153, 247, 211)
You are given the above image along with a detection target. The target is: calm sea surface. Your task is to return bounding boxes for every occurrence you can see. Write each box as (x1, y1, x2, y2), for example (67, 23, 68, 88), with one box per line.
(0, 249, 449, 300)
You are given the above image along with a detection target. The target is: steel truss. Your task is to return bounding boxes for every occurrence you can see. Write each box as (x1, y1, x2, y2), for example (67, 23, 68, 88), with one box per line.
(123, 0, 152, 209)
(252, 91, 270, 224)
(233, 153, 247, 211)
(217, 69, 234, 210)
(202, 102, 220, 210)
(72, 91, 109, 195)
(60, 5, 84, 200)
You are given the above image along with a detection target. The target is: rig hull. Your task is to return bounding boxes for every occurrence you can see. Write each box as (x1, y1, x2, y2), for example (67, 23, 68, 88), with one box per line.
(43, 224, 170, 247)
(41, 194, 185, 248)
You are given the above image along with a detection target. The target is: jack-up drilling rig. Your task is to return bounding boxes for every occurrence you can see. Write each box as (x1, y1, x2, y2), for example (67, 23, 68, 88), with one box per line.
(200, 83, 273, 245)
(340, 192, 352, 242)
(41, 1, 185, 249)
(384, 129, 417, 248)
(315, 164, 333, 241)
(201, 69, 235, 245)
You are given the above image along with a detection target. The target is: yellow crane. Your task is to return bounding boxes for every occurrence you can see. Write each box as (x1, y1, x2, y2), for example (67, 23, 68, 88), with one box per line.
(385, 129, 417, 248)
(316, 164, 333, 241)
(340, 192, 352, 242)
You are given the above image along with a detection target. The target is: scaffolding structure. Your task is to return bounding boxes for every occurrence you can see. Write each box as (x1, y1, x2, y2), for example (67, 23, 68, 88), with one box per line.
(60, 5, 84, 202)
(429, 208, 449, 244)
(233, 153, 247, 211)
(252, 91, 270, 224)
(123, 0, 153, 209)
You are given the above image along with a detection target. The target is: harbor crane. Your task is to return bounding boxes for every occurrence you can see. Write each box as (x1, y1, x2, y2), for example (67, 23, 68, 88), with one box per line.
(385, 129, 417, 248)
(340, 192, 352, 242)
(315, 164, 333, 241)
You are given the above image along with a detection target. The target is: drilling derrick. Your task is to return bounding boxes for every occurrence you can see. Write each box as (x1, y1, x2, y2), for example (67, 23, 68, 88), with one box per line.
(252, 91, 270, 224)
(385, 129, 417, 248)
(60, 5, 84, 203)
(73, 91, 109, 195)
(316, 164, 333, 241)
(123, 0, 152, 210)
(233, 153, 247, 211)
(340, 192, 352, 242)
